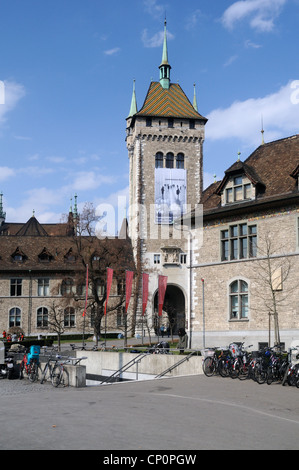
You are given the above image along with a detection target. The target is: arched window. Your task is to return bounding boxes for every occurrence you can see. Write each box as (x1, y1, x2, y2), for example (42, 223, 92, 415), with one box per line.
(229, 280, 248, 320)
(155, 152, 163, 169)
(176, 153, 184, 169)
(64, 307, 75, 327)
(166, 152, 174, 169)
(37, 307, 48, 328)
(9, 307, 21, 327)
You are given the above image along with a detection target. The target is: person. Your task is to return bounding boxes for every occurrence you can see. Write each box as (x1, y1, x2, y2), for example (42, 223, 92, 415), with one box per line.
(2, 330, 6, 339)
(177, 328, 188, 354)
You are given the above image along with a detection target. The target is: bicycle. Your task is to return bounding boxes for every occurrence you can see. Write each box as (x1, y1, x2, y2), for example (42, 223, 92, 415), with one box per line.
(40, 354, 69, 387)
(202, 348, 231, 377)
(19, 349, 40, 382)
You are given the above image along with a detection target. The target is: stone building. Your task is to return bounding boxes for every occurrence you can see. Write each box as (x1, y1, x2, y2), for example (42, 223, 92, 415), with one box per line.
(188, 134, 299, 350)
(126, 20, 299, 349)
(0, 201, 134, 338)
(126, 20, 207, 336)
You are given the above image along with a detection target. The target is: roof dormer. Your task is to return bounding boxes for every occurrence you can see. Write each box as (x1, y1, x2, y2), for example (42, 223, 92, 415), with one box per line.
(215, 160, 265, 206)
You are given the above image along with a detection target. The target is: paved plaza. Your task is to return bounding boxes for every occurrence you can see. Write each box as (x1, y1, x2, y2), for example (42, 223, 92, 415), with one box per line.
(1, 373, 299, 451)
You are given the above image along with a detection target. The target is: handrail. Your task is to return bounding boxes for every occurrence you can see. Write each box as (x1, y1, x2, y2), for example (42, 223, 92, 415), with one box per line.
(155, 351, 197, 379)
(100, 353, 147, 384)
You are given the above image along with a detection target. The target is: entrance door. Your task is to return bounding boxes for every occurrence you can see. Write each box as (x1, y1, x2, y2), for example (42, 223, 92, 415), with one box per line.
(154, 285, 185, 335)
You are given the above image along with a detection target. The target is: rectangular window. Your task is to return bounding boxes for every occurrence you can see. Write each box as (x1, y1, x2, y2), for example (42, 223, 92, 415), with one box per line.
(38, 278, 49, 296)
(154, 254, 160, 264)
(10, 278, 22, 296)
(180, 253, 187, 264)
(221, 223, 257, 261)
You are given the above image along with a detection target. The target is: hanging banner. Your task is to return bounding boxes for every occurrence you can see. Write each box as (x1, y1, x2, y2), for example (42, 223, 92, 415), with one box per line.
(142, 273, 149, 316)
(104, 267, 113, 315)
(82, 264, 89, 317)
(158, 275, 168, 317)
(125, 270, 134, 313)
(155, 168, 187, 224)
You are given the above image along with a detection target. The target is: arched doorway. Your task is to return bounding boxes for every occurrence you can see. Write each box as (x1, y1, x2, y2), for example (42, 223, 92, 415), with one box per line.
(153, 284, 186, 335)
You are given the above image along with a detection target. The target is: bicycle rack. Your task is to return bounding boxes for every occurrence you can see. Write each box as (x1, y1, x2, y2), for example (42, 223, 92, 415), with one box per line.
(100, 353, 148, 384)
(155, 351, 197, 379)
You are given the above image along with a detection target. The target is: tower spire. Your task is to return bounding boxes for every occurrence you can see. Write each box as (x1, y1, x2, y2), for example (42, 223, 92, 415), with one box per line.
(193, 83, 198, 111)
(0, 191, 6, 226)
(159, 19, 171, 89)
(128, 79, 137, 117)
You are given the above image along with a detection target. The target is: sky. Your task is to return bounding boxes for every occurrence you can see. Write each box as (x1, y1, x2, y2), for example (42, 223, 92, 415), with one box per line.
(0, 0, 299, 228)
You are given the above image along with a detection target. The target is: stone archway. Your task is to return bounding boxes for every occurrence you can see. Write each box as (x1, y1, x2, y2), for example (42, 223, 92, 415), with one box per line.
(154, 284, 186, 335)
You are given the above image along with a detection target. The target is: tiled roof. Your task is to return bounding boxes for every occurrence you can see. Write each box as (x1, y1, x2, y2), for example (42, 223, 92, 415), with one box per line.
(0, 235, 135, 274)
(136, 81, 207, 121)
(202, 134, 299, 213)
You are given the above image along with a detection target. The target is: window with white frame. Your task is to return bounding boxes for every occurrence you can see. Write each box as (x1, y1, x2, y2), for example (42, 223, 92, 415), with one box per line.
(64, 307, 75, 327)
(37, 278, 49, 296)
(154, 254, 161, 264)
(9, 307, 21, 327)
(229, 280, 248, 320)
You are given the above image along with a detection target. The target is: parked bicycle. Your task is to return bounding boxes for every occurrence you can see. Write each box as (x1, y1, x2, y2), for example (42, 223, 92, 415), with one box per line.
(40, 353, 69, 387)
(19, 345, 41, 382)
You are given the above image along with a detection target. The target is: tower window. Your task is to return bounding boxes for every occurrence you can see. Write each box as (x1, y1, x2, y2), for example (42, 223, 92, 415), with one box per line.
(176, 153, 184, 169)
(155, 152, 163, 169)
(146, 117, 152, 127)
(166, 153, 174, 169)
(189, 119, 195, 129)
(168, 118, 174, 128)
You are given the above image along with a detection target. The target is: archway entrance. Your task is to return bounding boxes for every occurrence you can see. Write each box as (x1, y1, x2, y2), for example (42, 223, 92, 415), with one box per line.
(153, 285, 185, 335)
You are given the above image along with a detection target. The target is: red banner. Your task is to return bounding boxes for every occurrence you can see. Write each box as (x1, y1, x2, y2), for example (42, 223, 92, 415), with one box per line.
(104, 268, 113, 315)
(82, 264, 89, 317)
(142, 273, 149, 316)
(125, 270, 134, 313)
(158, 275, 167, 317)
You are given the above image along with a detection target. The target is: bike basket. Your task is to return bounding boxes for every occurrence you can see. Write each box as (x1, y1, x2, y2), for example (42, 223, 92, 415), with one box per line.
(202, 349, 215, 358)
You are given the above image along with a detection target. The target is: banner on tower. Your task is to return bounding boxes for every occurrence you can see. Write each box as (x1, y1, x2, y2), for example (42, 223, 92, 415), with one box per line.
(154, 168, 187, 224)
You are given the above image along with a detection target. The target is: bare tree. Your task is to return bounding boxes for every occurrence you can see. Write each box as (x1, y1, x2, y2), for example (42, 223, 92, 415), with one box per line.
(252, 232, 296, 346)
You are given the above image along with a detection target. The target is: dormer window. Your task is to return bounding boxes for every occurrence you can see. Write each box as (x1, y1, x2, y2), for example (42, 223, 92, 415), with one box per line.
(11, 247, 27, 263)
(225, 176, 252, 204)
(38, 248, 54, 263)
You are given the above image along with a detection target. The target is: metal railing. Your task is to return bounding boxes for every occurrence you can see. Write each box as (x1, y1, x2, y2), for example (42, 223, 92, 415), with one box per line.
(100, 353, 148, 384)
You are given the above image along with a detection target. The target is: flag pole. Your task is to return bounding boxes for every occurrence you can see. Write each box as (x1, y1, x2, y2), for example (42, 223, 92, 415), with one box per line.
(82, 264, 88, 350)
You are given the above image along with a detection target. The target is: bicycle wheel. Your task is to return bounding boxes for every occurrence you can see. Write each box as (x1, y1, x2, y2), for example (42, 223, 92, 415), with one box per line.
(19, 361, 24, 379)
(203, 357, 215, 377)
(238, 362, 250, 380)
(51, 364, 62, 387)
(28, 362, 38, 382)
(218, 359, 229, 377)
(255, 364, 267, 384)
(40, 363, 50, 384)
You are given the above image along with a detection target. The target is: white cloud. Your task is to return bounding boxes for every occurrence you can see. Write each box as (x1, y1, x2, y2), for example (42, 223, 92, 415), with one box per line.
(206, 80, 299, 147)
(142, 28, 174, 48)
(0, 80, 26, 125)
(0, 166, 15, 181)
(72, 171, 115, 191)
(221, 0, 287, 32)
(143, 0, 165, 19)
(104, 47, 120, 56)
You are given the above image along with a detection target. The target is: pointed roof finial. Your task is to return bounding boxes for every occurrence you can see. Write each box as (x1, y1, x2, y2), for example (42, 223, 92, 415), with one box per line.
(193, 83, 198, 111)
(128, 79, 138, 117)
(237, 150, 241, 162)
(74, 193, 78, 219)
(0, 191, 6, 223)
(261, 115, 265, 145)
(159, 19, 171, 89)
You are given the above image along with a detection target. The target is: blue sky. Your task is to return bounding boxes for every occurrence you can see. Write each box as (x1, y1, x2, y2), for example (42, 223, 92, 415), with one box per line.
(0, 0, 299, 225)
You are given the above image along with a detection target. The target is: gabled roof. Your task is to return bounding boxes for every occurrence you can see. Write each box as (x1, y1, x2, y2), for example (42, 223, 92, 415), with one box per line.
(215, 160, 265, 195)
(15, 216, 49, 237)
(136, 81, 207, 121)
